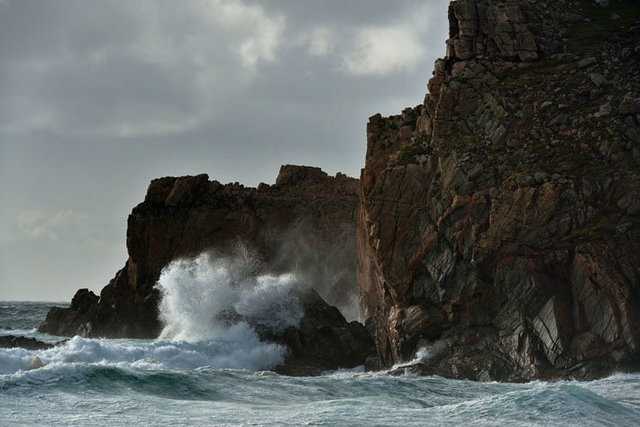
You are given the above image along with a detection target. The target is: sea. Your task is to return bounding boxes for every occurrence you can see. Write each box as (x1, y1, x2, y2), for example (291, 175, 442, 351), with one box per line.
(1, 256, 640, 426)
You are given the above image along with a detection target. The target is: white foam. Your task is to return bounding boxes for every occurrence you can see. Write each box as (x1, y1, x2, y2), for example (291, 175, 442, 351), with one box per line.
(157, 253, 303, 341)
(0, 332, 288, 375)
(389, 344, 436, 372)
(0, 253, 306, 375)
(154, 252, 304, 370)
(233, 273, 302, 333)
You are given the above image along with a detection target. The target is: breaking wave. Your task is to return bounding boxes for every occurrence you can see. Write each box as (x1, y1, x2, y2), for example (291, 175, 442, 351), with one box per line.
(2, 303, 640, 425)
(155, 252, 304, 369)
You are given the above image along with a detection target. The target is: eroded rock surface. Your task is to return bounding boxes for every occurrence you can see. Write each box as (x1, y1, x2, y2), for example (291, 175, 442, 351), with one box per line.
(40, 165, 361, 342)
(358, 0, 640, 380)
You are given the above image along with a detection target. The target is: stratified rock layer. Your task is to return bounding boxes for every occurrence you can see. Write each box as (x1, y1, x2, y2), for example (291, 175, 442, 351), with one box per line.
(358, 0, 640, 380)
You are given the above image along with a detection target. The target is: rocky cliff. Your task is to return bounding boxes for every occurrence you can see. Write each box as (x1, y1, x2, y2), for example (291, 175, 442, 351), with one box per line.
(358, 0, 640, 380)
(40, 165, 373, 372)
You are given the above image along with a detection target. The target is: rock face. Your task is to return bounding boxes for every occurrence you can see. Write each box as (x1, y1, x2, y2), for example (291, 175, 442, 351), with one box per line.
(358, 0, 640, 380)
(40, 165, 361, 342)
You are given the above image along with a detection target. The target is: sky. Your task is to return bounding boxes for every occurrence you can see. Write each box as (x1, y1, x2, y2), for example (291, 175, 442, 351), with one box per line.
(0, 0, 450, 301)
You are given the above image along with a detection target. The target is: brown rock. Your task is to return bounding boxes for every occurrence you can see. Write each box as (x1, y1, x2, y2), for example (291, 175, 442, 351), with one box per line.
(357, 0, 640, 381)
(40, 166, 361, 340)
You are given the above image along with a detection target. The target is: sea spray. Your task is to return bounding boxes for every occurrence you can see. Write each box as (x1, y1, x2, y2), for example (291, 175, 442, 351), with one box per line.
(154, 252, 304, 370)
(3, 302, 640, 425)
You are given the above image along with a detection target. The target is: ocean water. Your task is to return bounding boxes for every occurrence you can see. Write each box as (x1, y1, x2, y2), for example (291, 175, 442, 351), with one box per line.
(2, 257, 640, 426)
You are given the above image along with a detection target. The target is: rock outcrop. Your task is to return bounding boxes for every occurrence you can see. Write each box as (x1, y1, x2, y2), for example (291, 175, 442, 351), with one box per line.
(270, 288, 374, 375)
(358, 0, 640, 380)
(0, 335, 62, 351)
(40, 165, 361, 336)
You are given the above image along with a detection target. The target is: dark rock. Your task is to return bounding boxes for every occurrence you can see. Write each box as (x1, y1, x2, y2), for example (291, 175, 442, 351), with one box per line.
(272, 288, 375, 375)
(357, 0, 640, 381)
(589, 73, 608, 87)
(39, 289, 99, 337)
(275, 165, 328, 187)
(579, 57, 597, 68)
(0, 335, 63, 350)
(165, 174, 209, 207)
(39, 166, 364, 375)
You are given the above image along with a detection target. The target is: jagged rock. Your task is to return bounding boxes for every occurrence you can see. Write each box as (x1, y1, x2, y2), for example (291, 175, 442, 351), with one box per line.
(39, 289, 98, 337)
(275, 165, 327, 187)
(358, 0, 640, 381)
(579, 57, 597, 68)
(39, 165, 371, 375)
(589, 73, 608, 87)
(39, 166, 361, 339)
(618, 191, 640, 215)
(164, 174, 209, 207)
(273, 288, 375, 375)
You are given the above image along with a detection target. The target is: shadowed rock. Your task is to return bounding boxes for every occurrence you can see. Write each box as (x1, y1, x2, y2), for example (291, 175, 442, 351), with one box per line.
(0, 335, 63, 351)
(261, 288, 375, 375)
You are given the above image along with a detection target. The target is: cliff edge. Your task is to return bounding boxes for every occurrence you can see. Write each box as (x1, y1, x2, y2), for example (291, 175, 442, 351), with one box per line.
(358, 0, 640, 380)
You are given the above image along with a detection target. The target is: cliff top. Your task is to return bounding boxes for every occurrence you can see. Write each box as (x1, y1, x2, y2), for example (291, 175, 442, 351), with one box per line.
(141, 165, 359, 209)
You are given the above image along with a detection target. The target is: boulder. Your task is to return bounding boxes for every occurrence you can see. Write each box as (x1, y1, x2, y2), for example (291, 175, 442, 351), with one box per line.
(0, 335, 61, 350)
(271, 288, 375, 375)
(39, 289, 98, 337)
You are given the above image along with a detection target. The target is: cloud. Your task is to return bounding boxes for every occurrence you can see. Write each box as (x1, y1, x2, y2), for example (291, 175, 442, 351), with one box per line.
(174, 0, 286, 68)
(0, 0, 286, 139)
(293, 1, 449, 76)
(15, 210, 104, 246)
(0, 0, 452, 300)
(302, 27, 335, 57)
(0, 0, 449, 142)
(342, 25, 426, 75)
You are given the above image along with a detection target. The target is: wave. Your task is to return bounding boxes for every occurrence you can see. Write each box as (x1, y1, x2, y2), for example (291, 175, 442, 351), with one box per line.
(157, 252, 303, 342)
(1, 252, 308, 376)
(0, 333, 289, 376)
(154, 252, 305, 370)
(2, 355, 639, 427)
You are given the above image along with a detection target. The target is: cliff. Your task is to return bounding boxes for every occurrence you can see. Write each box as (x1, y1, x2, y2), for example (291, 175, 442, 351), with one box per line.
(358, 0, 640, 380)
(40, 165, 374, 373)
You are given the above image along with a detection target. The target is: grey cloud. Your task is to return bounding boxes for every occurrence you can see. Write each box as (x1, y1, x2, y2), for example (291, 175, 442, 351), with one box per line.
(246, 0, 433, 27)
(0, 0, 450, 300)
